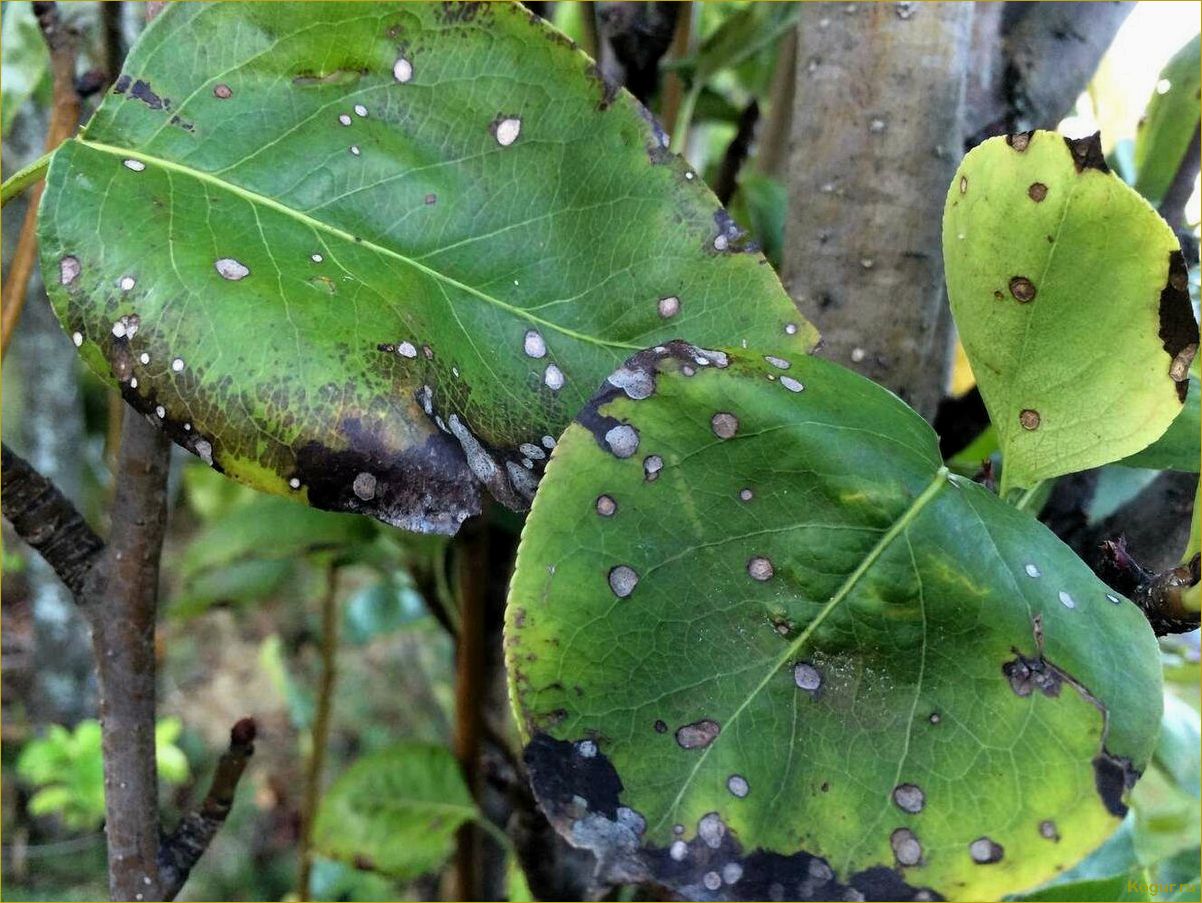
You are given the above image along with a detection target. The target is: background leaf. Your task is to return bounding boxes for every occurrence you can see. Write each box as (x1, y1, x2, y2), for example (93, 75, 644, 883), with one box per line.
(1133, 35, 1201, 207)
(943, 130, 1198, 494)
(37, 1, 815, 534)
(313, 743, 478, 879)
(506, 342, 1162, 901)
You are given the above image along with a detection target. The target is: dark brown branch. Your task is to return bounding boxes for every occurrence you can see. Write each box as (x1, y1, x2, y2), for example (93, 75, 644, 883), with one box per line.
(712, 101, 759, 206)
(1097, 540, 1200, 636)
(1, 1, 81, 356)
(1159, 124, 1202, 234)
(158, 718, 258, 900)
(93, 409, 172, 901)
(596, 2, 679, 104)
(1, 443, 105, 597)
(101, 0, 126, 81)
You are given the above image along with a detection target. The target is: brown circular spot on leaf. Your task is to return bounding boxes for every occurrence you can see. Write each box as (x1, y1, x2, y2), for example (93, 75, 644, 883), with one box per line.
(1019, 409, 1041, 430)
(1028, 182, 1048, 202)
(1009, 276, 1037, 303)
(993, 290, 1004, 301)
(213, 83, 232, 99)
(959, 175, 968, 194)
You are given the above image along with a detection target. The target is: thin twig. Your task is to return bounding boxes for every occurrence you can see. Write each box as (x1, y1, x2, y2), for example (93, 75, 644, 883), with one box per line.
(158, 718, 258, 900)
(452, 526, 489, 900)
(1, 1, 81, 357)
(92, 408, 172, 901)
(0, 443, 104, 597)
(712, 101, 759, 205)
(659, 1, 693, 143)
(296, 565, 340, 902)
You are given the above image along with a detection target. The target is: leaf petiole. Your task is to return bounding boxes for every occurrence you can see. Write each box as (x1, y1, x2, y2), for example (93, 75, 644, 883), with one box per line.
(0, 149, 55, 208)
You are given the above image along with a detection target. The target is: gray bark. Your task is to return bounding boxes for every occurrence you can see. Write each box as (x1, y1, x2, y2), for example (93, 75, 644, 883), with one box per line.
(783, 2, 973, 420)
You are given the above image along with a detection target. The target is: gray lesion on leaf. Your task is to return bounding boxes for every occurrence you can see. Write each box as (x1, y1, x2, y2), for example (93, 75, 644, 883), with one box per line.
(523, 733, 944, 901)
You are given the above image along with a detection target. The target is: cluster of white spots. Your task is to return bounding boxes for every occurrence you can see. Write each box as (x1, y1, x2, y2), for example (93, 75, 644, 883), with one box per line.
(119, 275, 136, 292)
(780, 376, 804, 393)
(523, 329, 546, 358)
(172, 357, 185, 372)
(851, 347, 867, 363)
(604, 424, 639, 458)
(1058, 590, 1075, 610)
(495, 117, 522, 147)
(711, 412, 739, 439)
(543, 363, 564, 390)
(891, 828, 922, 867)
(123, 159, 146, 172)
(657, 295, 680, 318)
(352, 472, 377, 501)
(607, 366, 654, 400)
(519, 443, 546, 460)
(748, 556, 774, 581)
(354, 103, 368, 117)
(339, 113, 352, 126)
(794, 661, 822, 691)
(764, 355, 791, 369)
(1024, 563, 1041, 578)
(608, 565, 639, 598)
(350, 145, 361, 156)
(575, 739, 597, 758)
(969, 837, 1003, 864)
(784, 322, 799, 335)
(393, 57, 413, 83)
(596, 494, 616, 517)
(194, 439, 213, 466)
(643, 455, 663, 481)
(112, 314, 140, 339)
(289, 477, 301, 489)
(676, 720, 721, 750)
(727, 774, 749, 798)
(697, 812, 725, 847)
(1105, 593, 1121, 605)
(892, 783, 925, 814)
(739, 488, 753, 501)
(214, 257, 250, 280)
(669, 840, 689, 861)
(59, 255, 81, 285)
(72, 331, 83, 347)
(139, 352, 150, 364)
(703, 872, 722, 892)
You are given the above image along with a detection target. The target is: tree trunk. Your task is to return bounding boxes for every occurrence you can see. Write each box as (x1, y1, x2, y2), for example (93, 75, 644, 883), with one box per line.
(783, 2, 973, 421)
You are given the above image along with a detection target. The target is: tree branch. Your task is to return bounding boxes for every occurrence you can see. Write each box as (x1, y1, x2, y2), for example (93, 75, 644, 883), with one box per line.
(158, 718, 258, 901)
(0, 443, 104, 597)
(1, 0, 81, 356)
(1158, 123, 1202, 234)
(92, 409, 172, 901)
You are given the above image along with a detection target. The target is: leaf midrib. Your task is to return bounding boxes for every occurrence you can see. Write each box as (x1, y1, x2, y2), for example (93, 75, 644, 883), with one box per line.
(74, 137, 641, 354)
(655, 466, 951, 830)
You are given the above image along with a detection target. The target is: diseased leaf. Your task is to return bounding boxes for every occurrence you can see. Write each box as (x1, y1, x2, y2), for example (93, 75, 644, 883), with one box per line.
(505, 343, 1162, 901)
(37, 1, 815, 534)
(1134, 35, 1201, 207)
(943, 130, 1198, 494)
(313, 743, 478, 879)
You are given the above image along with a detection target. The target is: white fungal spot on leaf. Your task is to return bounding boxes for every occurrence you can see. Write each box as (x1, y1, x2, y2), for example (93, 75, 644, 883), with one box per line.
(338, 113, 352, 126)
(123, 159, 145, 172)
(711, 412, 739, 439)
(969, 837, 1004, 864)
(893, 783, 925, 813)
(393, 57, 413, 83)
(576, 739, 597, 758)
(794, 662, 822, 691)
(643, 455, 663, 481)
(139, 352, 150, 364)
(739, 488, 753, 501)
(172, 357, 185, 372)
(658, 295, 680, 318)
(892, 828, 922, 867)
(354, 103, 367, 117)
(604, 424, 639, 458)
(703, 872, 722, 891)
(119, 275, 136, 291)
(129, 377, 138, 388)
(748, 556, 774, 581)
(523, 329, 546, 358)
(289, 477, 301, 489)
(155, 405, 165, 418)
(543, 363, 565, 390)
(350, 145, 361, 156)
(780, 376, 805, 393)
(542, 435, 556, 449)
(608, 565, 638, 598)
(194, 439, 213, 466)
(669, 840, 688, 861)
(215, 258, 249, 280)
(1024, 563, 1041, 578)
(397, 341, 417, 359)
(353, 472, 377, 500)
(72, 331, 83, 347)
(596, 495, 616, 516)
(727, 774, 749, 798)
(60, 256, 81, 285)
(723, 863, 743, 885)
(311, 253, 323, 263)
(785, 323, 798, 335)
(607, 367, 654, 400)
(764, 355, 791, 369)
(1058, 590, 1076, 609)
(519, 443, 546, 460)
(495, 117, 522, 146)
(697, 812, 726, 847)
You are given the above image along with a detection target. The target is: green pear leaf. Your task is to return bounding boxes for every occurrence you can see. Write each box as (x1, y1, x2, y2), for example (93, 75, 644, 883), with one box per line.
(37, 1, 814, 534)
(505, 343, 1162, 901)
(1134, 35, 1201, 207)
(943, 130, 1198, 494)
(313, 743, 478, 879)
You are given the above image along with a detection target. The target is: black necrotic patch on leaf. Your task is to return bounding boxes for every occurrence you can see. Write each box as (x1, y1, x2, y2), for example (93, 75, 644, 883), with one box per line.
(1158, 250, 1200, 403)
(522, 733, 944, 901)
(1063, 132, 1110, 174)
(1092, 750, 1139, 818)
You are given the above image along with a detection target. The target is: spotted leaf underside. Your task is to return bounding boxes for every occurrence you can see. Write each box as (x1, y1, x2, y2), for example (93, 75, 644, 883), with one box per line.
(37, 1, 815, 534)
(505, 344, 1162, 901)
(942, 130, 1198, 495)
